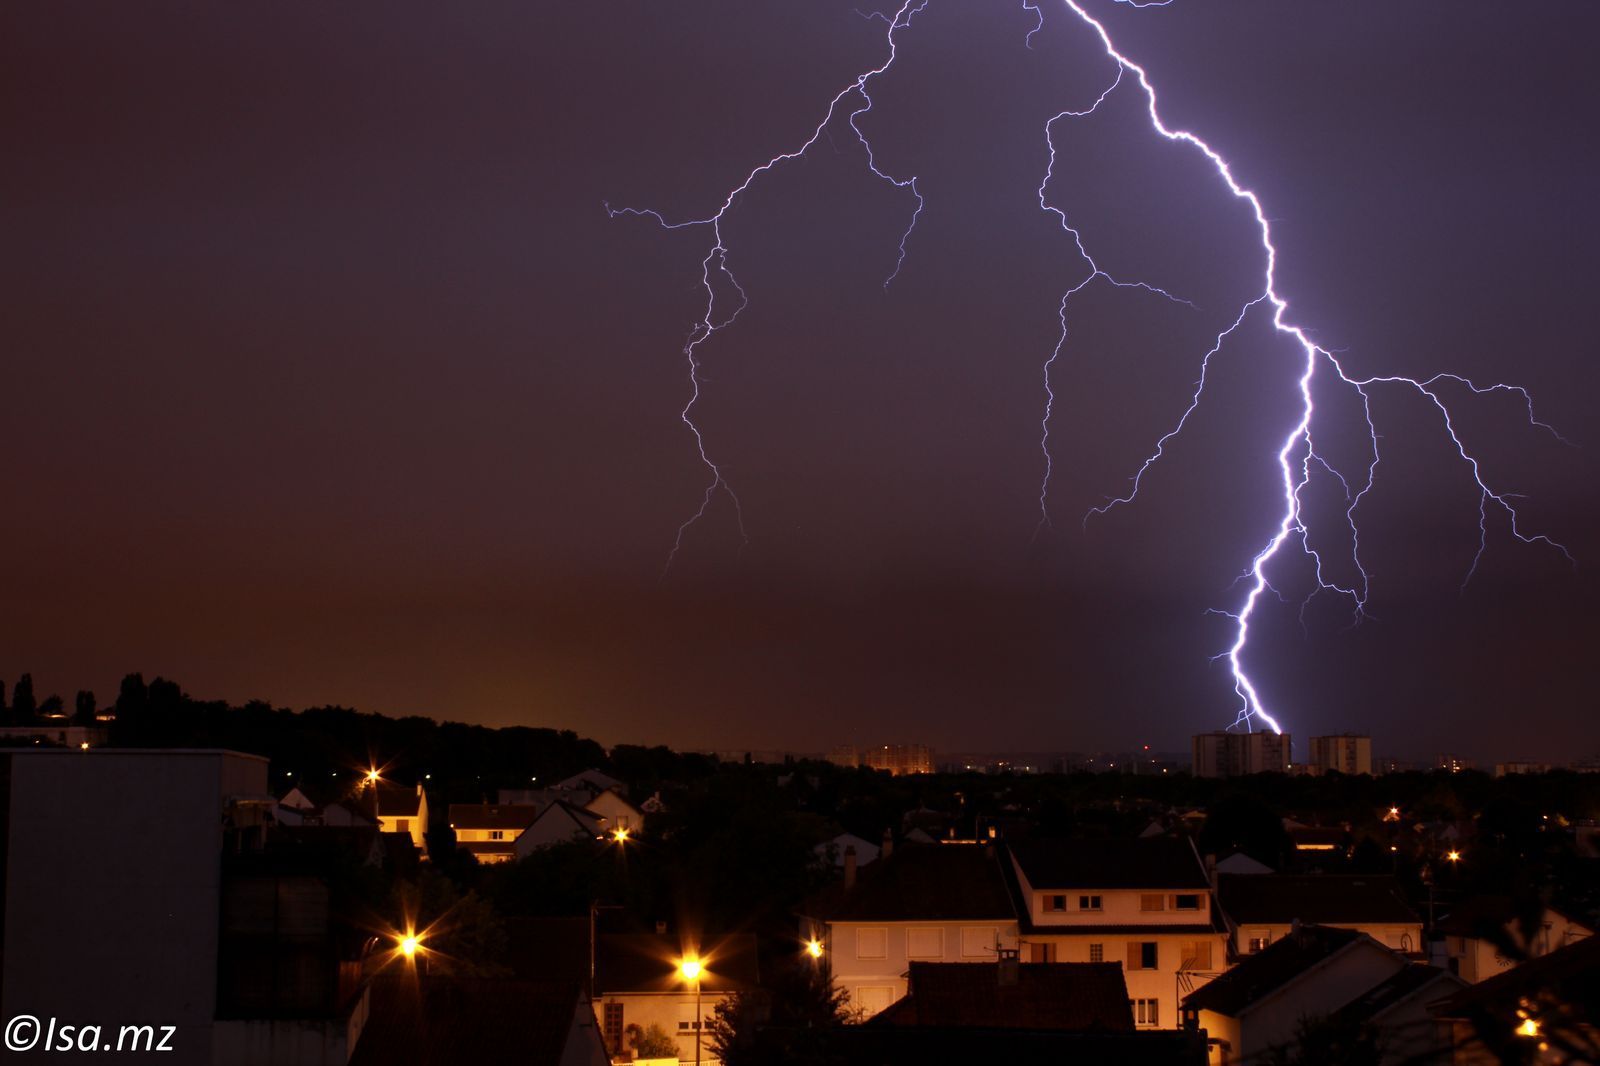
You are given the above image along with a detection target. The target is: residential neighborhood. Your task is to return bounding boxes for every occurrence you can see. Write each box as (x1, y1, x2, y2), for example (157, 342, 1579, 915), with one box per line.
(0, 687, 1595, 1065)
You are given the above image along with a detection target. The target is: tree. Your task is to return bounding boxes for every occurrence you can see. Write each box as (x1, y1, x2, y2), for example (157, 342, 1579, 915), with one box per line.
(1200, 790, 1292, 866)
(115, 673, 148, 719)
(708, 957, 853, 1066)
(73, 691, 97, 725)
(626, 1023, 678, 1059)
(37, 694, 63, 717)
(11, 673, 36, 721)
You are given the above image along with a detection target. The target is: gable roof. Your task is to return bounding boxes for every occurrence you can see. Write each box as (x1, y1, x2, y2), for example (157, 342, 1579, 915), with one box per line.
(802, 844, 1016, 923)
(519, 800, 605, 840)
(373, 784, 423, 818)
(1334, 964, 1464, 1024)
(874, 962, 1134, 1031)
(1182, 925, 1368, 1015)
(556, 768, 623, 794)
(1432, 933, 1600, 1017)
(594, 932, 759, 994)
(448, 803, 541, 831)
(1218, 875, 1420, 927)
(1009, 837, 1209, 891)
(350, 975, 586, 1066)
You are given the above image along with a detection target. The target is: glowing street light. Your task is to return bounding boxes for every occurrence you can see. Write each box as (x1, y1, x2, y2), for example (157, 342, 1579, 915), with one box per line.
(1516, 1018, 1540, 1038)
(1446, 850, 1461, 864)
(805, 939, 824, 959)
(677, 957, 704, 1066)
(399, 932, 422, 961)
(612, 827, 631, 844)
(366, 768, 381, 785)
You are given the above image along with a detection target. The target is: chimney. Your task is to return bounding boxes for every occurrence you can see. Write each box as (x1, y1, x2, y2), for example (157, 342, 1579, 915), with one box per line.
(844, 845, 857, 891)
(997, 947, 1019, 987)
(881, 828, 893, 860)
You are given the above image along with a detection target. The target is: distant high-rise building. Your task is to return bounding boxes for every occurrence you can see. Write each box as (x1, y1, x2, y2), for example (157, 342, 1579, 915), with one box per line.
(1308, 734, 1373, 776)
(1436, 753, 1475, 773)
(1192, 731, 1292, 778)
(828, 744, 934, 776)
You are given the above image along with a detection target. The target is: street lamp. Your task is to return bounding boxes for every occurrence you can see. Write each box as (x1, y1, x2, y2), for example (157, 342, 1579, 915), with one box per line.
(677, 957, 703, 1066)
(805, 938, 824, 960)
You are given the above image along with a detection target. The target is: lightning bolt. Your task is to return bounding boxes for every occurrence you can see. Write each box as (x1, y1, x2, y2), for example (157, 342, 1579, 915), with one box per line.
(606, 0, 928, 574)
(1052, 0, 1572, 733)
(612, 1, 1573, 734)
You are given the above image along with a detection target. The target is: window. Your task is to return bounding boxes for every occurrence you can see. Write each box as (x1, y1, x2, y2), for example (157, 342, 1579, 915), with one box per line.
(1078, 895, 1103, 912)
(1247, 935, 1270, 954)
(603, 1002, 624, 1054)
(1127, 942, 1158, 970)
(1174, 894, 1202, 911)
(1132, 998, 1160, 1027)
(396, 819, 410, 833)
(677, 1001, 703, 1032)
(489, 830, 505, 841)
(907, 927, 944, 959)
(1140, 894, 1166, 912)
(855, 927, 887, 959)
(1028, 942, 1055, 963)
(961, 926, 998, 958)
(1044, 894, 1067, 912)
(1089, 943, 1104, 963)
(854, 986, 897, 1017)
(1180, 941, 1213, 970)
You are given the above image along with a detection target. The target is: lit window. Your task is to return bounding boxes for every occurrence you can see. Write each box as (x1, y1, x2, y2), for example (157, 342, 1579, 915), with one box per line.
(1248, 936, 1270, 953)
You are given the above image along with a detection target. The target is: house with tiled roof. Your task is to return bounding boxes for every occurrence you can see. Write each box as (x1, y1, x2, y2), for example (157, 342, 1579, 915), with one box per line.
(592, 932, 759, 1063)
(1181, 925, 1408, 1065)
(1005, 837, 1229, 1030)
(373, 782, 428, 852)
(1216, 874, 1423, 958)
(448, 803, 541, 864)
(798, 842, 1020, 1018)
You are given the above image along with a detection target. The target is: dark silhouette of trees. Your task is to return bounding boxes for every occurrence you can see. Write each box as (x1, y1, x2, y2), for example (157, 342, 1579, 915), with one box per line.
(11, 673, 36, 721)
(37, 693, 63, 716)
(74, 691, 97, 725)
(1199, 790, 1292, 866)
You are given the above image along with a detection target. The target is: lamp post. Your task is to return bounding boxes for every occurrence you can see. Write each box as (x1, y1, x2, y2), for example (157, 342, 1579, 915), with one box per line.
(678, 958, 703, 1066)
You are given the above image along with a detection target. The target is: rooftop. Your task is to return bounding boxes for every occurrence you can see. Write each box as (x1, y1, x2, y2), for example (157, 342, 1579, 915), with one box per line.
(1183, 925, 1366, 1016)
(802, 843, 1016, 922)
(1009, 837, 1209, 891)
(1217, 874, 1420, 927)
(873, 962, 1133, 1031)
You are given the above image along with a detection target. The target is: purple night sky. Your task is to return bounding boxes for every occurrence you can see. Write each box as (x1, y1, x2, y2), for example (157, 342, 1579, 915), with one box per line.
(3, 1, 1596, 760)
